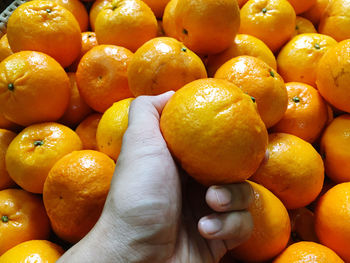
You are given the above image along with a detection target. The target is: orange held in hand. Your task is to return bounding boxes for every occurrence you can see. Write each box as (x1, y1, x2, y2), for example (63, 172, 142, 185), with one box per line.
(230, 181, 291, 262)
(215, 55, 288, 128)
(95, 0, 158, 52)
(76, 45, 133, 113)
(5, 122, 82, 194)
(160, 78, 268, 186)
(0, 240, 64, 263)
(127, 37, 207, 97)
(315, 182, 350, 261)
(0, 51, 70, 126)
(320, 115, 350, 183)
(170, 0, 240, 54)
(0, 189, 51, 255)
(316, 39, 350, 113)
(97, 98, 133, 161)
(239, 0, 296, 53)
(43, 150, 115, 244)
(251, 133, 324, 209)
(6, 0, 82, 68)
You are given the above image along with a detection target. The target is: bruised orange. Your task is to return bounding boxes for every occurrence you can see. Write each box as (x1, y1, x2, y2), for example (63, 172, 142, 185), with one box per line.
(160, 78, 268, 186)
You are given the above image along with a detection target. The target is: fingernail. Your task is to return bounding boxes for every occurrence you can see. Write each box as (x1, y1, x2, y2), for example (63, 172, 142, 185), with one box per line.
(214, 187, 231, 207)
(200, 218, 222, 235)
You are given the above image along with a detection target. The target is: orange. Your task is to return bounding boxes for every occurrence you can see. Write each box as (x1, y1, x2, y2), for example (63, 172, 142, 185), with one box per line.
(5, 122, 82, 194)
(277, 33, 337, 87)
(43, 150, 115, 243)
(318, 0, 350, 42)
(287, 0, 317, 14)
(239, 0, 296, 53)
(301, 0, 331, 26)
(0, 51, 70, 126)
(59, 72, 93, 128)
(142, 0, 170, 18)
(0, 114, 20, 133)
(0, 189, 50, 255)
(0, 129, 16, 190)
(273, 241, 344, 263)
(89, 0, 111, 31)
(289, 207, 319, 242)
(320, 115, 350, 183)
(271, 82, 329, 143)
(230, 181, 291, 262)
(96, 98, 133, 161)
(162, 0, 178, 38)
(75, 113, 102, 151)
(206, 34, 277, 77)
(0, 35, 12, 62)
(0, 240, 64, 263)
(95, 0, 158, 52)
(127, 37, 207, 97)
(293, 16, 317, 36)
(238, 0, 249, 7)
(68, 32, 99, 72)
(215, 56, 287, 128)
(251, 133, 324, 209)
(170, 0, 240, 54)
(76, 45, 133, 113)
(160, 78, 268, 186)
(157, 20, 165, 36)
(316, 40, 350, 113)
(6, 0, 82, 68)
(315, 182, 350, 261)
(47, 0, 89, 31)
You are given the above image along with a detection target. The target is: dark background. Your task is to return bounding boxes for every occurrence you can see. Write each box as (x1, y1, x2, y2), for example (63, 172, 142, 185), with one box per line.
(0, 0, 15, 13)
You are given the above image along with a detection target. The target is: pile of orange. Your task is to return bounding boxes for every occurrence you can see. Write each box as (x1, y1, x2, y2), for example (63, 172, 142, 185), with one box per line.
(0, 0, 350, 261)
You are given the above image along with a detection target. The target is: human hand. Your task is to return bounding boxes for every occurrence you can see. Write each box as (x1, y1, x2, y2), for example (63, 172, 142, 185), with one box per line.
(58, 92, 254, 263)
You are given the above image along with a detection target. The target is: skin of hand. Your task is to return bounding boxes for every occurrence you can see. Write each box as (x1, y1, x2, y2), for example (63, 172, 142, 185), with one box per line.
(57, 91, 254, 263)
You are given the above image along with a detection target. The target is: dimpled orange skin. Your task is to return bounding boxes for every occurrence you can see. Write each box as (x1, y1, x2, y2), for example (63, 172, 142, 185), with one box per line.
(287, 0, 316, 14)
(271, 82, 329, 143)
(6, 1, 82, 68)
(273, 241, 344, 263)
(89, 0, 112, 31)
(239, 0, 296, 53)
(319, 0, 350, 42)
(0, 35, 12, 63)
(172, 0, 240, 55)
(230, 181, 291, 262)
(207, 34, 277, 77)
(95, 0, 158, 52)
(5, 122, 83, 194)
(320, 115, 350, 183)
(160, 78, 268, 186)
(47, 0, 89, 31)
(215, 56, 288, 128)
(97, 98, 133, 161)
(68, 32, 99, 72)
(59, 72, 93, 128)
(0, 240, 64, 263)
(127, 37, 207, 97)
(43, 150, 115, 244)
(75, 113, 102, 151)
(316, 40, 350, 113)
(293, 16, 317, 37)
(251, 133, 324, 209)
(315, 182, 350, 261)
(76, 45, 133, 113)
(277, 33, 337, 87)
(0, 129, 16, 190)
(0, 51, 70, 126)
(0, 189, 51, 255)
